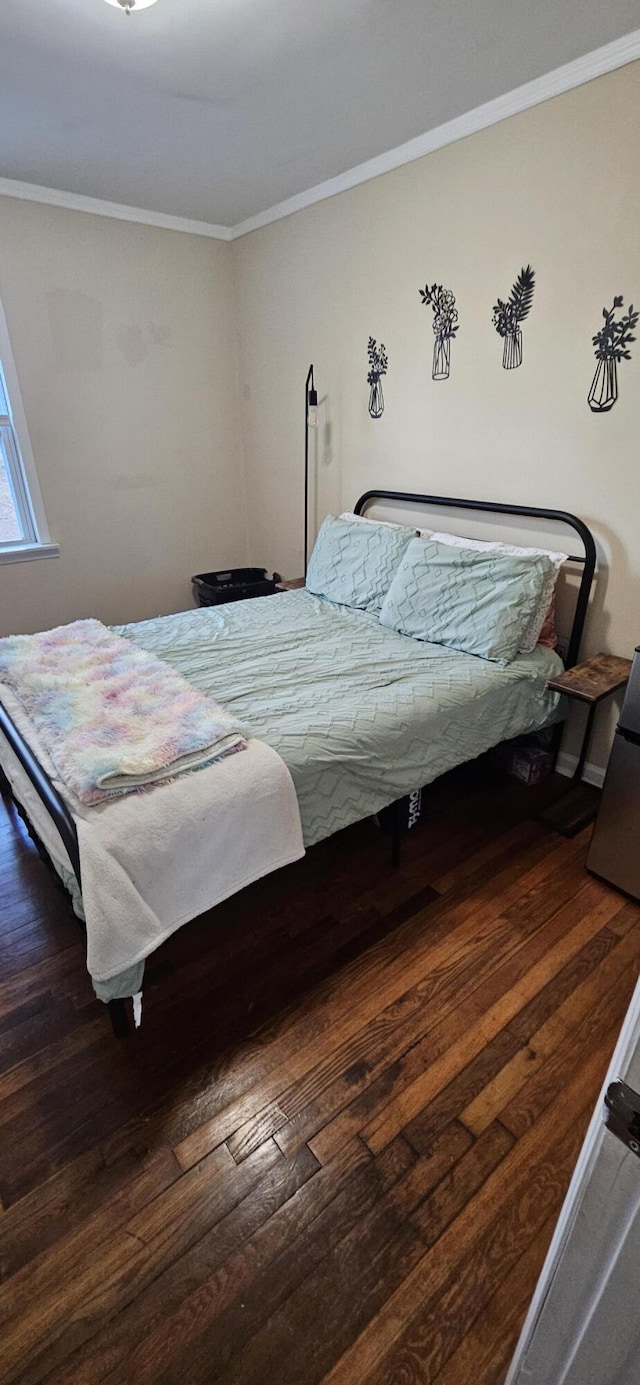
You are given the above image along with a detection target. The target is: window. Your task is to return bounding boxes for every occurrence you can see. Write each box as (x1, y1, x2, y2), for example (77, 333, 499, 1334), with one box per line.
(0, 300, 57, 562)
(0, 366, 37, 546)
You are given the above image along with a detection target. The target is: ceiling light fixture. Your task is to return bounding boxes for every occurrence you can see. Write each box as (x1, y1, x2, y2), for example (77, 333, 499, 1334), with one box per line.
(104, 0, 159, 14)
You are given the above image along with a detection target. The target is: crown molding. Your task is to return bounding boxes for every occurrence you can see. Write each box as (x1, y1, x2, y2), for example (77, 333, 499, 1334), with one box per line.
(0, 177, 233, 240)
(1, 29, 638, 243)
(230, 27, 640, 239)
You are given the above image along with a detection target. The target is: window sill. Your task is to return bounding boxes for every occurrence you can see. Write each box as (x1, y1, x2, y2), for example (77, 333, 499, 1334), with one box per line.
(0, 542, 60, 566)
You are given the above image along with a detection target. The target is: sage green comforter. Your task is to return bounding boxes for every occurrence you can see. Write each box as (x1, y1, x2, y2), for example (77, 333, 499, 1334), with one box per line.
(116, 590, 562, 847)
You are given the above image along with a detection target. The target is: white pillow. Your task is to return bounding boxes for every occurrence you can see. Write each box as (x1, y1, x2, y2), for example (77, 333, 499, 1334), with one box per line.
(340, 511, 421, 535)
(429, 532, 567, 653)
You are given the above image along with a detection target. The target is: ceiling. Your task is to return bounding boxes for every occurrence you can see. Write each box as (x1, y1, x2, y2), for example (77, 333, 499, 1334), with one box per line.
(1, 0, 639, 230)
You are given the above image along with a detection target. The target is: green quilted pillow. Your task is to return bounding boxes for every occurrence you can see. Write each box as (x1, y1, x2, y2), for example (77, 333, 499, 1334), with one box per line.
(306, 514, 416, 612)
(379, 537, 556, 663)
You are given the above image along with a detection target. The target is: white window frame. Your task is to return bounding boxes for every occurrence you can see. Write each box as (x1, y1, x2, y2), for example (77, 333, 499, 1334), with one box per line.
(0, 296, 58, 564)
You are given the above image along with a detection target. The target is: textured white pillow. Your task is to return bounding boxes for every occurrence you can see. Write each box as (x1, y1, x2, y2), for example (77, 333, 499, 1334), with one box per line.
(340, 510, 421, 535)
(429, 532, 567, 653)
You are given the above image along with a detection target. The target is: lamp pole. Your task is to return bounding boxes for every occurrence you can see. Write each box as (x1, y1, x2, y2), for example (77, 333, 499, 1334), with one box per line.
(304, 364, 318, 577)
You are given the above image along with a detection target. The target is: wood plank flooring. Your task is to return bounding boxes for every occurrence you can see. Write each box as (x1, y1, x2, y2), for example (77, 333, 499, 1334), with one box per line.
(0, 765, 637, 1384)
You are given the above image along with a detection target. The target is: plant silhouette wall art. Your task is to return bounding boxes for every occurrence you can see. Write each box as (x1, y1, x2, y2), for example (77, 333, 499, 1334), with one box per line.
(367, 337, 388, 418)
(419, 283, 460, 380)
(588, 295, 637, 413)
(492, 265, 535, 369)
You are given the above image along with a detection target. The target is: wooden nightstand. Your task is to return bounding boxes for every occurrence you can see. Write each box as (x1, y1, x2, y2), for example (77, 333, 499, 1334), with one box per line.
(275, 578, 305, 591)
(548, 654, 632, 782)
(543, 653, 632, 836)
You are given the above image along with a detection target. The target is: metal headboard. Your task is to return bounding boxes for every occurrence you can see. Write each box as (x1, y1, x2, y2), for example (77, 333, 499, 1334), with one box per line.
(354, 489, 596, 672)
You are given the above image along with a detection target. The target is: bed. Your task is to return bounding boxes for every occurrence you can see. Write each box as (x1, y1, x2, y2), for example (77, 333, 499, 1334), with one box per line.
(0, 489, 597, 1035)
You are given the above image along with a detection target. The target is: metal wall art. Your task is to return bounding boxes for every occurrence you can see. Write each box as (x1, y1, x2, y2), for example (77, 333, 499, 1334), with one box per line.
(419, 283, 460, 380)
(492, 265, 535, 369)
(367, 337, 388, 418)
(588, 295, 637, 413)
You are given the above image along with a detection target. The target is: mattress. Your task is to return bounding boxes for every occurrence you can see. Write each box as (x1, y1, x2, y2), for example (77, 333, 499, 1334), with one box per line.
(116, 589, 563, 847)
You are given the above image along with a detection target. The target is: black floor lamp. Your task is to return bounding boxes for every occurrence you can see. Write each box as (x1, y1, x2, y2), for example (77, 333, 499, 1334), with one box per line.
(304, 364, 318, 577)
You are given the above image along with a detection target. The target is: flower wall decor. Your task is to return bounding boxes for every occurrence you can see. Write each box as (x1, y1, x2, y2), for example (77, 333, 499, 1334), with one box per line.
(367, 337, 388, 418)
(588, 295, 637, 413)
(419, 283, 460, 381)
(492, 265, 535, 369)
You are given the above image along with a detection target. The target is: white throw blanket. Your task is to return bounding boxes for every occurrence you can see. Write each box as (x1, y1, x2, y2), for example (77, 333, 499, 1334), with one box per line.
(0, 684, 304, 993)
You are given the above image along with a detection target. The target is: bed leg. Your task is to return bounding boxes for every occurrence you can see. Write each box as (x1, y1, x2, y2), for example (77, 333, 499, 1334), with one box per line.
(107, 998, 131, 1039)
(551, 720, 564, 769)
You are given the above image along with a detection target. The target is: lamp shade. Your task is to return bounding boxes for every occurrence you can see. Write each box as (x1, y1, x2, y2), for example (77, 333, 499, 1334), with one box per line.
(307, 387, 319, 429)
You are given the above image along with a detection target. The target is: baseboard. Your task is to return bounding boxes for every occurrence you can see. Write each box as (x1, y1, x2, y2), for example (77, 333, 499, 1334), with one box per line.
(555, 752, 605, 789)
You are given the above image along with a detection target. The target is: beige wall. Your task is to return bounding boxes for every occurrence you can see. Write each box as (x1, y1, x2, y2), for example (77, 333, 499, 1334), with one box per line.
(0, 200, 247, 636)
(233, 63, 640, 772)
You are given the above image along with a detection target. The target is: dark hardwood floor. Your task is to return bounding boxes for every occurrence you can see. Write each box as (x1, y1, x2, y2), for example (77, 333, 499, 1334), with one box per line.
(0, 765, 637, 1384)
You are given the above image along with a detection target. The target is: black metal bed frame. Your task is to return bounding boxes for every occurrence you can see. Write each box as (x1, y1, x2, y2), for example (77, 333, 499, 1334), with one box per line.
(0, 489, 597, 1037)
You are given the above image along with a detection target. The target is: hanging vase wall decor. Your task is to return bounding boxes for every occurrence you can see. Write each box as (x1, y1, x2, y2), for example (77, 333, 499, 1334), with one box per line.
(367, 337, 388, 418)
(419, 283, 459, 380)
(492, 265, 535, 369)
(588, 295, 637, 412)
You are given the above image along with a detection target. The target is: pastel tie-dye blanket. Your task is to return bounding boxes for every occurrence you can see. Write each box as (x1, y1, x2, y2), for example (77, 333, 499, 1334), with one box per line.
(0, 619, 246, 804)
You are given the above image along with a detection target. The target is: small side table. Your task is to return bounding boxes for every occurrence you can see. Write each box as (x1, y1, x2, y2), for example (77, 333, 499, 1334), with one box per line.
(275, 578, 305, 591)
(543, 653, 632, 836)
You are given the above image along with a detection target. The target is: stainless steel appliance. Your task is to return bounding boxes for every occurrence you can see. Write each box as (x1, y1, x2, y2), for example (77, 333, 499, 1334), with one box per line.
(587, 646, 640, 899)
